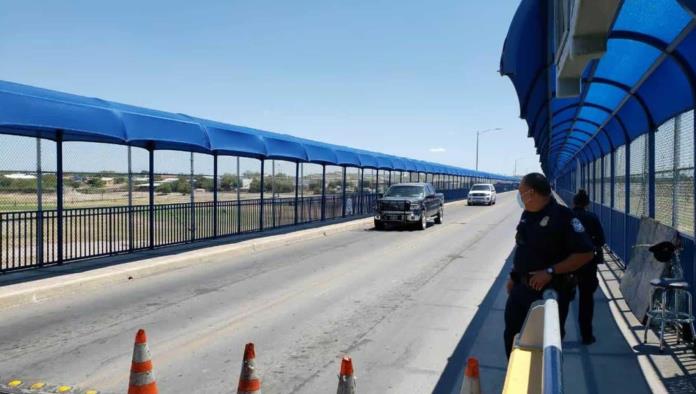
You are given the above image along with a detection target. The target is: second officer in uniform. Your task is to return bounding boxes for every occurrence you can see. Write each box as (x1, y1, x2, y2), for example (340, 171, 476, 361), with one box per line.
(504, 173, 594, 357)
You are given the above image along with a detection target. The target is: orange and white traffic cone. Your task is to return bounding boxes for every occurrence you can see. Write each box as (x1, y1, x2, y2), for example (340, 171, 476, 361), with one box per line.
(237, 343, 261, 394)
(128, 329, 159, 394)
(459, 357, 481, 394)
(336, 356, 356, 394)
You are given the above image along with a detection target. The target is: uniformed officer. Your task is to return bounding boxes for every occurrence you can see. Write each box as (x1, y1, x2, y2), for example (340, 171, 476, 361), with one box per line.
(572, 189, 606, 345)
(504, 173, 594, 358)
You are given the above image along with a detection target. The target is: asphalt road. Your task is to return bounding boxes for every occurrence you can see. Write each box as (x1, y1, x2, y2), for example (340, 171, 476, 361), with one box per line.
(0, 193, 520, 393)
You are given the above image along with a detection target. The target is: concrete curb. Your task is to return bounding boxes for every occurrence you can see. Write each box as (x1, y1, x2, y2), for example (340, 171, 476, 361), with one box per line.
(0, 199, 470, 310)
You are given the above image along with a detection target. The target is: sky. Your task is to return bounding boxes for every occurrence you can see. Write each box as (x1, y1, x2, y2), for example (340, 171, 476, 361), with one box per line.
(0, 0, 541, 176)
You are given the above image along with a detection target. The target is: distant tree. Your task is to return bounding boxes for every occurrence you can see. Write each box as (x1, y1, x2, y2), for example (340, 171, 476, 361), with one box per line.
(113, 176, 126, 184)
(308, 180, 323, 194)
(194, 175, 213, 191)
(156, 183, 173, 194)
(220, 173, 241, 191)
(174, 176, 191, 194)
(87, 177, 105, 188)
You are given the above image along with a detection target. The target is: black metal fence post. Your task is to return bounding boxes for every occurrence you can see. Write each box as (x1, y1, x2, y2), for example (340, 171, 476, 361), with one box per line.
(341, 166, 347, 218)
(321, 164, 326, 221)
(213, 153, 218, 238)
(376, 169, 380, 194)
(294, 162, 299, 225)
(56, 132, 64, 265)
(259, 159, 265, 231)
(148, 146, 155, 249)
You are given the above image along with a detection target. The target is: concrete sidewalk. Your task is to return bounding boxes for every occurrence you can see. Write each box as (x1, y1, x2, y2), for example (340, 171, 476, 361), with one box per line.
(432, 253, 652, 393)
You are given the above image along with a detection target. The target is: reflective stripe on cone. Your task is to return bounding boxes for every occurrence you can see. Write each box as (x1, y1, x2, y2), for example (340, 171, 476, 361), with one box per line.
(128, 329, 158, 394)
(237, 343, 261, 394)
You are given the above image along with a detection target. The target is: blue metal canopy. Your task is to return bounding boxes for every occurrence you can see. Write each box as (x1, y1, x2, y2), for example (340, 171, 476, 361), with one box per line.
(501, 0, 696, 178)
(0, 79, 510, 181)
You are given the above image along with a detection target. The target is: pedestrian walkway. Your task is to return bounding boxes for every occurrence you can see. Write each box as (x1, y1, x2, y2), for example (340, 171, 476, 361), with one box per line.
(433, 252, 652, 393)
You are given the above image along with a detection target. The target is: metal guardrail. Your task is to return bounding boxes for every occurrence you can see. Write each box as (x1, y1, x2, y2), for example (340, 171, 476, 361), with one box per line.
(503, 289, 563, 394)
(542, 290, 563, 394)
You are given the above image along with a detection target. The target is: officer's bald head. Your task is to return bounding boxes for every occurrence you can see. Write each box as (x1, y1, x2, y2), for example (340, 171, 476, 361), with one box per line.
(521, 173, 551, 197)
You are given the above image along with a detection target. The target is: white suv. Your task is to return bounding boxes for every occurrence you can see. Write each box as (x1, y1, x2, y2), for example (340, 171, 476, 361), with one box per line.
(467, 184, 497, 206)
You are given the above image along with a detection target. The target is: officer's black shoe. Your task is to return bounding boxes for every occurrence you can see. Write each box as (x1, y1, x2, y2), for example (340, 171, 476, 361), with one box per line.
(582, 336, 596, 345)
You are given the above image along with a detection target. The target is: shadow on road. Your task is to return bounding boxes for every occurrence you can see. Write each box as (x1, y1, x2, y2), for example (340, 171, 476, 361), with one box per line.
(432, 251, 513, 394)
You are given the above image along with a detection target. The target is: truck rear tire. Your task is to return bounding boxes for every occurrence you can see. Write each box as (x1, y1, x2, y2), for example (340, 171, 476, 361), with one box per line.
(435, 206, 443, 224)
(374, 220, 385, 230)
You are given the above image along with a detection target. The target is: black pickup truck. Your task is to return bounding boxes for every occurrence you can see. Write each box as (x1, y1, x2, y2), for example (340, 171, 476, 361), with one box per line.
(374, 183, 444, 230)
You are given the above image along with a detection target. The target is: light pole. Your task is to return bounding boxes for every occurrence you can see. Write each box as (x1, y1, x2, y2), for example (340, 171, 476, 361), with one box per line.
(514, 157, 523, 177)
(475, 128, 502, 171)
(513, 156, 536, 176)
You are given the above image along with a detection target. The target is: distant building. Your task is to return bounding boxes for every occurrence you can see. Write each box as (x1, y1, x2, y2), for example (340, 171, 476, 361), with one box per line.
(241, 178, 253, 190)
(4, 173, 36, 180)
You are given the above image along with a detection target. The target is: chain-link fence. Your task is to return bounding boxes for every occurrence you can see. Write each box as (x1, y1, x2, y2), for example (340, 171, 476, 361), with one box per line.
(629, 134, 649, 218)
(603, 153, 611, 206)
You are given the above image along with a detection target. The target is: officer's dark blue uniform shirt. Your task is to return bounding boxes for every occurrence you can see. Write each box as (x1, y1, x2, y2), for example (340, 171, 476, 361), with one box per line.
(513, 198, 593, 274)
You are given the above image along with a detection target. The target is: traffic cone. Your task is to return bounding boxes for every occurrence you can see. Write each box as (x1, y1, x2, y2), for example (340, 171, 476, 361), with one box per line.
(128, 329, 158, 394)
(237, 343, 261, 394)
(336, 356, 356, 394)
(459, 357, 481, 394)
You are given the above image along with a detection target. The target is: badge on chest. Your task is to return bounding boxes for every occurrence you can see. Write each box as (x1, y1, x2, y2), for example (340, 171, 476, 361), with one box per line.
(539, 216, 550, 227)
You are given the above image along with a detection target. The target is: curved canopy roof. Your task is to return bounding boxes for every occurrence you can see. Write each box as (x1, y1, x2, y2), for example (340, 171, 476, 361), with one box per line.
(0, 80, 516, 181)
(500, 0, 696, 178)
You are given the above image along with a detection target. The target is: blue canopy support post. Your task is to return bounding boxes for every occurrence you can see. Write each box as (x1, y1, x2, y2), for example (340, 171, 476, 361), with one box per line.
(321, 164, 326, 221)
(388, 170, 392, 186)
(625, 142, 631, 261)
(190, 152, 195, 242)
(341, 166, 347, 218)
(236, 156, 241, 234)
(213, 153, 218, 238)
(294, 162, 299, 225)
(148, 146, 155, 250)
(271, 160, 276, 228)
(56, 132, 64, 265)
(648, 128, 656, 219)
(376, 169, 380, 194)
(128, 146, 134, 253)
(36, 138, 43, 267)
(359, 168, 365, 214)
(259, 159, 265, 232)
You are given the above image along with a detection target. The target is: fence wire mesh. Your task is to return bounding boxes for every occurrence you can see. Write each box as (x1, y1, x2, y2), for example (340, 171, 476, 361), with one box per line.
(629, 134, 649, 218)
(594, 158, 602, 204)
(675, 110, 695, 235)
(614, 145, 626, 213)
(655, 118, 676, 227)
(603, 154, 611, 206)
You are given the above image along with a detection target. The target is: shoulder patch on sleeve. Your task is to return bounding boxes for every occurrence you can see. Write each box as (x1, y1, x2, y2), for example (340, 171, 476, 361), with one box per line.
(571, 217, 585, 233)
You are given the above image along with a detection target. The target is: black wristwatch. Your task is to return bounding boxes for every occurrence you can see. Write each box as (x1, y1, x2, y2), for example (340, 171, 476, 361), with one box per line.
(546, 266, 555, 275)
